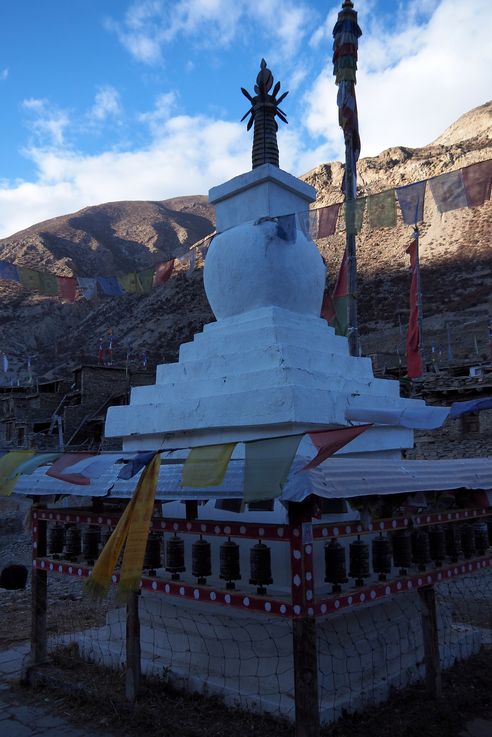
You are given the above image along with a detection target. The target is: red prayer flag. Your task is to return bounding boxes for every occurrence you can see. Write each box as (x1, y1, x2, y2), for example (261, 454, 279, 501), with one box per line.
(405, 240, 423, 378)
(154, 259, 175, 285)
(303, 424, 372, 470)
(317, 203, 341, 238)
(57, 276, 77, 302)
(462, 160, 492, 208)
(46, 453, 95, 486)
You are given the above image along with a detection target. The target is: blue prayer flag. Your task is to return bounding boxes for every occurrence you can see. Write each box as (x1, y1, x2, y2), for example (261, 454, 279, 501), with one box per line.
(117, 451, 157, 480)
(0, 261, 20, 282)
(277, 214, 296, 242)
(97, 277, 125, 296)
(396, 181, 426, 225)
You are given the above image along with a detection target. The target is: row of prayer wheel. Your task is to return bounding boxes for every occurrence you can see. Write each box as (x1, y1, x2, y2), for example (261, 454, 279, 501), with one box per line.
(47, 525, 274, 594)
(324, 521, 492, 592)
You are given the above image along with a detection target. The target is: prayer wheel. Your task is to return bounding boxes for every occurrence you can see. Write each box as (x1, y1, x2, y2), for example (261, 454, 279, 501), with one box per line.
(412, 529, 430, 571)
(192, 536, 212, 585)
(445, 524, 462, 562)
(220, 538, 241, 590)
(65, 526, 82, 561)
(48, 524, 65, 558)
(349, 537, 369, 587)
(324, 539, 347, 593)
(461, 524, 476, 559)
(83, 526, 100, 565)
(429, 526, 446, 566)
(144, 533, 162, 575)
(249, 542, 273, 595)
(392, 530, 412, 574)
(166, 534, 186, 580)
(473, 521, 488, 555)
(372, 534, 392, 580)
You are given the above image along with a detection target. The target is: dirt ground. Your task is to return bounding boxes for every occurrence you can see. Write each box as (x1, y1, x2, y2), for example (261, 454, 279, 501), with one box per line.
(10, 645, 492, 737)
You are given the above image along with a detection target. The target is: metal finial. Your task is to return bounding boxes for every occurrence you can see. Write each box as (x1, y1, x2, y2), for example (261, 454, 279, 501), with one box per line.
(241, 59, 288, 169)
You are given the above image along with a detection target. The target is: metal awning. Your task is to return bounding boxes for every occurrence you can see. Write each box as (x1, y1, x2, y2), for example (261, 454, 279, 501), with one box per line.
(12, 456, 492, 502)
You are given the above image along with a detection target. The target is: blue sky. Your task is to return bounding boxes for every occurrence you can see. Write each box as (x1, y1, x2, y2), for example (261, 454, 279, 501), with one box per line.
(0, 0, 490, 237)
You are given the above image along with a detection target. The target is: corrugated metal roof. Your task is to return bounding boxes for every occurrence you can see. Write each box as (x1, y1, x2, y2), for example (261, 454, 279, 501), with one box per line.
(13, 456, 492, 502)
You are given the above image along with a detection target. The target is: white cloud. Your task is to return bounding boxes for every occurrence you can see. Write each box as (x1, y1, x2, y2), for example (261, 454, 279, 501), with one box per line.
(304, 0, 492, 157)
(138, 92, 178, 135)
(21, 98, 70, 147)
(88, 85, 123, 124)
(0, 68, 8, 81)
(108, 0, 312, 64)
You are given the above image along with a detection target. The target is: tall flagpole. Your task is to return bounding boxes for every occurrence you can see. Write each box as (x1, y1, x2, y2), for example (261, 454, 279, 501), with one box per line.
(413, 226, 425, 368)
(333, 0, 362, 358)
(345, 124, 359, 357)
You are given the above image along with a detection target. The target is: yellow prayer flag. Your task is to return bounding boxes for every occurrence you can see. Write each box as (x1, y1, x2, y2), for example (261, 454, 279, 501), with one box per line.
(0, 450, 36, 496)
(85, 453, 160, 598)
(182, 443, 236, 487)
(118, 453, 161, 598)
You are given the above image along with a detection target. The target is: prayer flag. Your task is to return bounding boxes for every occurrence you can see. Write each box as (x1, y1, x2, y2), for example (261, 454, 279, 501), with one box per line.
(62, 453, 124, 480)
(344, 198, 365, 234)
(117, 453, 161, 597)
(368, 190, 397, 229)
(117, 272, 140, 294)
(304, 424, 372, 470)
(97, 277, 124, 296)
(317, 203, 342, 238)
(182, 443, 236, 488)
(18, 267, 42, 291)
(406, 239, 423, 378)
(186, 250, 196, 279)
(297, 210, 318, 240)
(13, 453, 62, 476)
(462, 159, 492, 208)
(429, 170, 467, 213)
(2, 354, 8, 373)
(396, 181, 426, 225)
(333, 3, 362, 168)
(0, 261, 20, 282)
(46, 453, 95, 485)
(321, 249, 349, 336)
(449, 397, 492, 417)
(154, 260, 174, 285)
(39, 271, 59, 296)
(0, 450, 36, 496)
(77, 277, 97, 300)
(118, 451, 157, 480)
(277, 213, 296, 242)
(136, 267, 154, 293)
(244, 435, 302, 502)
(57, 276, 77, 302)
(85, 455, 159, 598)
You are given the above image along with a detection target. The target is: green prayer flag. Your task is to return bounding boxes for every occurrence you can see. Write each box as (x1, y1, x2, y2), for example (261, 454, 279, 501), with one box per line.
(136, 267, 155, 294)
(39, 272, 59, 295)
(333, 294, 349, 337)
(344, 199, 366, 234)
(368, 190, 397, 229)
(18, 267, 43, 291)
(182, 443, 236, 487)
(117, 273, 139, 293)
(244, 435, 302, 502)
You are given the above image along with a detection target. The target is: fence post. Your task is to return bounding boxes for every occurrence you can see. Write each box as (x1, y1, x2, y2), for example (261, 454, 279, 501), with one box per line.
(289, 502, 320, 737)
(30, 505, 47, 676)
(125, 590, 141, 703)
(418, 586, 442, 698)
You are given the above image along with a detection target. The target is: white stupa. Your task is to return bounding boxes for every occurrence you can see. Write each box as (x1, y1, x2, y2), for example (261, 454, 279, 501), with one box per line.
(105, 65, 445, 458)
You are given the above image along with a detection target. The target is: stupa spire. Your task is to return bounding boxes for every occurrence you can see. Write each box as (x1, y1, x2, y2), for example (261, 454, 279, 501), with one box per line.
(241, 59, 288, 169)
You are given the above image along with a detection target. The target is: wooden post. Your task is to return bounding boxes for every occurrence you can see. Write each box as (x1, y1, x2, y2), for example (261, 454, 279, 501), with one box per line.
(30, 506, 47, 672)
(125, 590, 141, 703)
(289, 502, 320, 737)
(418, 586, 442, 698)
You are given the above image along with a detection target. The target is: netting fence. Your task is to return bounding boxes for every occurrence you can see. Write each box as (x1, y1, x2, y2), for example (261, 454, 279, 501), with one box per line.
(25, 503, 492, 735)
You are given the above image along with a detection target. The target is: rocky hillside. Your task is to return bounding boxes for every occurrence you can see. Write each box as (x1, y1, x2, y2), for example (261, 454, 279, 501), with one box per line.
(0, 101, 490, 381)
